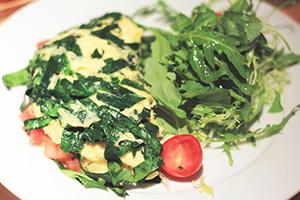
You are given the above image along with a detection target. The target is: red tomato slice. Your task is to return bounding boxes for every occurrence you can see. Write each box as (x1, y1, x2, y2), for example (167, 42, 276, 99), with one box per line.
(64, 158, 81, 172)
(160, 134, 203, 178)
(44, 139, 73, 162)
(28, 129, 46, 146)
(36, 39, 48, 49)
(19, 105, 35, 122)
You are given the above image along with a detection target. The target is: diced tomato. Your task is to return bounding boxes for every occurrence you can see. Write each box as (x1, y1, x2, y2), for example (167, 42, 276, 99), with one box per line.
(28, 129, 46, 146)
(19, 105, 35, 122)
(44, 139, 73, 162)
(160, 134, 203, 178)
(64, 158, 81, 172)
(215, 12, 223, 17)
(36, 39, 48, 49)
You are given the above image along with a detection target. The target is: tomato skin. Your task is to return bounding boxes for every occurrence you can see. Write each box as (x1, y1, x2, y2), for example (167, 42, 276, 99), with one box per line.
(215, 12, 223, 17)
(36, 39, 48, 49)
(64, 158, 81, 172)
(160, 134, 203, 178)
(28, 129, 46, 146)
(44, 139, 73, 162)
(19, 104, 76, 164)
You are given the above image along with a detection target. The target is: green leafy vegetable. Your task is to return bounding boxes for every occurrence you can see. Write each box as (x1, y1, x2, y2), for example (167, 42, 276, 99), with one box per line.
(137, 0, 300, 164)
(24, 116, 52, 131)
(268, 92, 283, 113)
(102, 58, 129, 74)
(91, 49, 103, 59)
(61, 130, 85, 153)
(2, 68, 30, 89)
(55, 161, 107, 190)
(53, 35, 82, 56)
(143, 30, 186, 119)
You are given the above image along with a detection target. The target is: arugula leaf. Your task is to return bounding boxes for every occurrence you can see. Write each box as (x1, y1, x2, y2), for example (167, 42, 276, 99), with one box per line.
(221, 11, 262, 44)
(143, 30, 186, 119)
(186, 31, 250, 81)
(222, 143, 234, 166)
(170, 13, 191, 32)
(180, 80, 208, 98)
(271, 52, 300, 68)
(268, 92, 283, 113)
(260, 104, 300, 137)
(191, 4, 217, 31)
(191, 88, 232, 107)
(229, 0, 252, 13)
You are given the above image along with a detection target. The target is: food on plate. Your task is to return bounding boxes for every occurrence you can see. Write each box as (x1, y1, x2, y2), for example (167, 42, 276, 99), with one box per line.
(161, 134, 203, 178)
(136, 0, 300, 165)
(2, 0, 300, 197)
(4, 13, 162, 196)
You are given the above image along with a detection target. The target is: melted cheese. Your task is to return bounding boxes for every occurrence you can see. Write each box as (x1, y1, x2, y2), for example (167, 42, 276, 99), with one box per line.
(116, 133, 145, 168)
(112, 16, 144, 44)
(38, 46, 66, 61)
(58, 102, 99, 127)
(118, 67, 139, 81)
(116, 132, 143, 145)
(122, 85, 154, 105)
(81, 159, 109, 174)
(70, 57, 105, 76)
(43, 120, 64, 144)
(121, 99, 151, 119)
(31, 103, 43, 118)
(80, 142, 109, 173)
(145, 171, 159, 180)
(76, 34, 126, 60)
(120, 150, 144, 168)
(48, 74, 59, 90)
(81, 142, 106, 162)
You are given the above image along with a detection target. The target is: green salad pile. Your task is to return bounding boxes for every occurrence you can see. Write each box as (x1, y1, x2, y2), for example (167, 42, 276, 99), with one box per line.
(136, 0, 300, 164)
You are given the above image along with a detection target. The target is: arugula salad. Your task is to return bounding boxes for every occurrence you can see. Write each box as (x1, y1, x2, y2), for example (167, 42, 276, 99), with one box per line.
(2, 0, 300, 197)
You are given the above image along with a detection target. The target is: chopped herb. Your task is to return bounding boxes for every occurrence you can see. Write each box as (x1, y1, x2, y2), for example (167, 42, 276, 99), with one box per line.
(91, 49, 103, 59)
(53, 35, 82, 56)
(102, 58, 129, 74)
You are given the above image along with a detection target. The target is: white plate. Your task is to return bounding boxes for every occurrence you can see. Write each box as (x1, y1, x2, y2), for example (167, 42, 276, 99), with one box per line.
(0, 0, 299, 200)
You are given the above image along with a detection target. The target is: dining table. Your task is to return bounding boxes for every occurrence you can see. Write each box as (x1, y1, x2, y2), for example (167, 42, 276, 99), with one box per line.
(0, 0, 299, 199)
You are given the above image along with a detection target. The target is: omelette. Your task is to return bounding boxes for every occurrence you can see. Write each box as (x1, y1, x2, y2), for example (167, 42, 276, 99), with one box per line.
(13, 13, 162, 196)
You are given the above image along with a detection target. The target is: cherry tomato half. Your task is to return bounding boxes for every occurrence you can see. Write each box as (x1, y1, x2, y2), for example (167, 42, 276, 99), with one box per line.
(160, 134, 203, 178)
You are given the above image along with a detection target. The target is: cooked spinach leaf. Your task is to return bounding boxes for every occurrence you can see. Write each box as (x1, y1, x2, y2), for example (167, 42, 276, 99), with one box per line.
(102, 58, 129, 74)
(24, 116, 52, 131)
(2, 68, 30, 89)
(61, 130, 85, 153)
(53, 35, 82, 56)
(91, 49, 103, 59)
